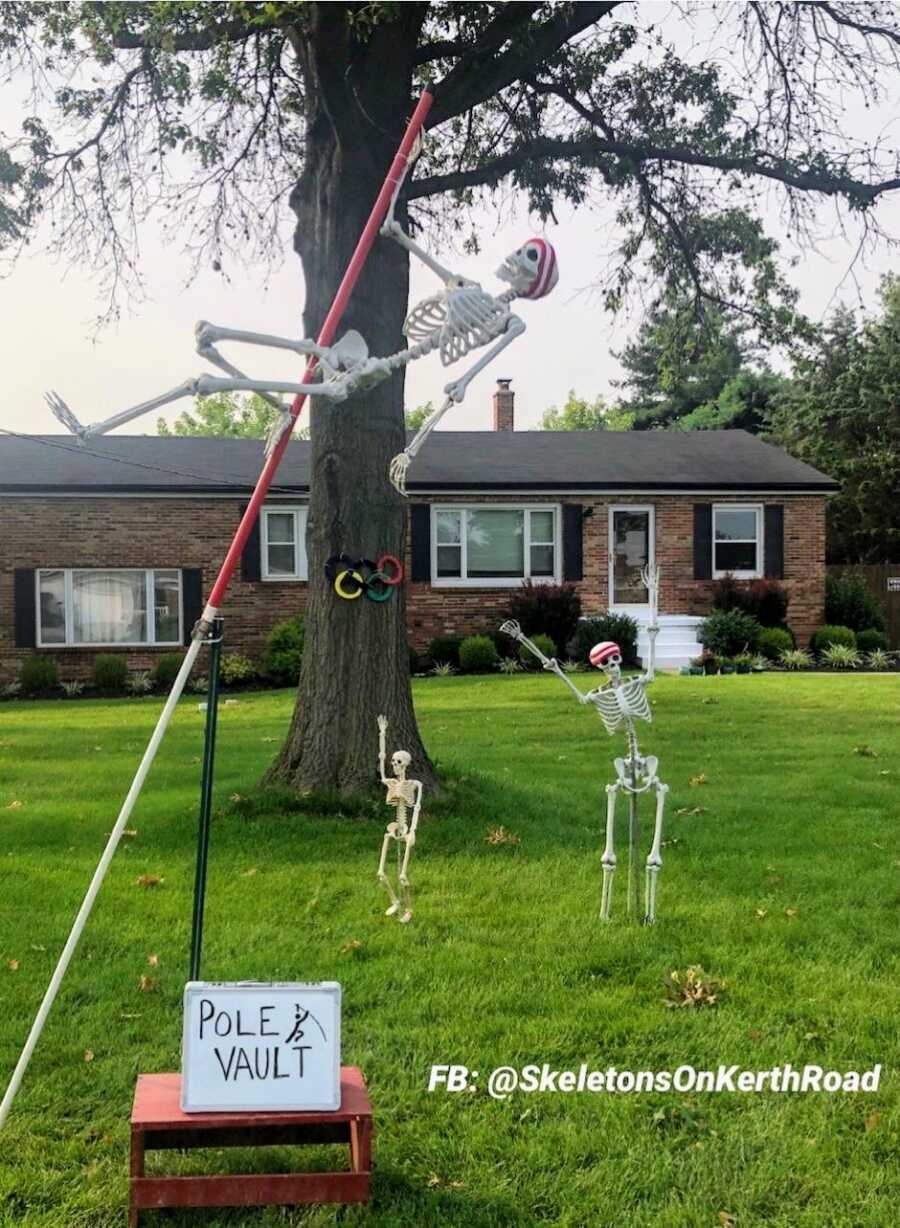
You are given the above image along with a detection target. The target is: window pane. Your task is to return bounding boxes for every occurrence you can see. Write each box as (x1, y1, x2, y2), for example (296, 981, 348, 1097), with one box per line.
(530, 545, 554, 576)
(153, 571, 181, 644)
(612, 510, 650, 604)
(72, 570, 146, 644)
(530, 511, 554, 543)
(466, 510, 524, 578)
(436, 510, 461, 544)
(715, 541, 757, 571)
(436, 545, 461, 578)
(266, 512, 295, 545)
(39, 570, 66, 644)
(715, 509, 757, 542)
(267, 544, 296, 577)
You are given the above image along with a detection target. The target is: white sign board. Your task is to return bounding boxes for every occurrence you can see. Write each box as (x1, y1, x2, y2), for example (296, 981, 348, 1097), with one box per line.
(887, 577, 900, 593)
(181, 981, 341, 1113)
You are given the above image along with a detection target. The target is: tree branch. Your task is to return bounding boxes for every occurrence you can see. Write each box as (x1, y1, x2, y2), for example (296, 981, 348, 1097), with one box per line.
(409, 132, 900, 204)
(112, 18, 257, 52)
(427, 2, 622, 128)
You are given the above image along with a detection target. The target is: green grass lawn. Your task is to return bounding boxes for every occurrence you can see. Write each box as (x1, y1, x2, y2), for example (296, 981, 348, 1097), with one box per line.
(0, 673, 898, 1227)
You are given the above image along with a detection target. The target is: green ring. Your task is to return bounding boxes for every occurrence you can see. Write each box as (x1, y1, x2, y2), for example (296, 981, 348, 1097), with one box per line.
(364, 571, 393, 602)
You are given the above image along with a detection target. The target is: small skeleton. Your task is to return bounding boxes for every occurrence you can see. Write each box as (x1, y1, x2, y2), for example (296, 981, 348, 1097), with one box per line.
(500, 565, 669, 924)
(376, 714, 423, 924)
(45, 201, 557, 480)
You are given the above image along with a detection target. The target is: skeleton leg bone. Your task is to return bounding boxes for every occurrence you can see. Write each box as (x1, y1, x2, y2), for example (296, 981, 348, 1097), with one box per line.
(46, 379, 201, 441)
(377, 832, 401, 916)
(398, 836, 414, 924)
(601, 782, 620, 921)
(643, 780, 668, 925)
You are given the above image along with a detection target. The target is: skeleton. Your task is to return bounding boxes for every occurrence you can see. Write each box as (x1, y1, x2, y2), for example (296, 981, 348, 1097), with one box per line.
(376, 715, 423, 924)
(45, 205, 557, 482)
(500, 564, 669, 924)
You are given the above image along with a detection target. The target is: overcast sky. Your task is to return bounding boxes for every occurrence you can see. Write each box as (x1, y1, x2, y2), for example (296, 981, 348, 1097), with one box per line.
(1, 11, 898, 439)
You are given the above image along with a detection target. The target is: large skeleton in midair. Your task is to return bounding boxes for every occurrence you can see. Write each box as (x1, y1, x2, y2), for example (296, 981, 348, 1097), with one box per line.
(501, 565, 669, 924)
(46, 199, 557, 494)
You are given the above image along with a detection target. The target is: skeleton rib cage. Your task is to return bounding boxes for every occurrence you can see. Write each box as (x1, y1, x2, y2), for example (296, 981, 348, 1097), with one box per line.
(591, 678, 653, 737)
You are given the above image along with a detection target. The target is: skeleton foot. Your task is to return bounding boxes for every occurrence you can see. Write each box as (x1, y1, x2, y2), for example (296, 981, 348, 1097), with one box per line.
(399, 909, 413, 924)
(45, 391, 85, 437)
(389, 451, 411, 495)
(385, 901, 401, 917)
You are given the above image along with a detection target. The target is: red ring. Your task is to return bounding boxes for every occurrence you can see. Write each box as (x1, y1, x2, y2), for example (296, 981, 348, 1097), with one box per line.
(376, 553, 404, 586)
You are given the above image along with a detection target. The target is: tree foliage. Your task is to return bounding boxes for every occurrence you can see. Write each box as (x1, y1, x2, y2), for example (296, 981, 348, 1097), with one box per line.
(768, 278, 900, 564)
(539, 390, 633, 431)
(156, 391, 288, 438)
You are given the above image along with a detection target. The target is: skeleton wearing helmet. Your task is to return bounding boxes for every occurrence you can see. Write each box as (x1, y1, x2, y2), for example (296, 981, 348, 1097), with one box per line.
(500, 564, 669, 924)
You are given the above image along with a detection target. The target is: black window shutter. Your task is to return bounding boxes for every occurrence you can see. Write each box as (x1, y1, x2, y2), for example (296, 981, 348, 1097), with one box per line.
(14, 569, 36, 648)
(182, 569, 203, 644)
(764, 504, 785, 579)
(239, 502, 262, 582)
(562, 504, 584, 582)
(410, 503, 431, 581)
(693, 504, 713, 580)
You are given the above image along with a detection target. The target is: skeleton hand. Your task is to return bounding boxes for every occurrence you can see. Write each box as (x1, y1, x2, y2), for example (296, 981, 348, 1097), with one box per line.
(499, 619, 523, 643)
(542, 657, 559, 672)
(45, 391, 85, 436)
(389, 451, 411, 496)
(377, 715, 388, 736)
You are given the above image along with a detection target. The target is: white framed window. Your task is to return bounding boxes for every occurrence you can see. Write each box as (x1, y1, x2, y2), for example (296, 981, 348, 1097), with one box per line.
(713, 504, 763, 578)
(431, 505, 560, 587)
(262, 505, 309, 581)
(36, 568, 182, 648)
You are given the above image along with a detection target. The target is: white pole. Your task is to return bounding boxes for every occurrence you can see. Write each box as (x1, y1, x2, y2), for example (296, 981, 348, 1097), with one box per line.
(0, 634, 204, 1128)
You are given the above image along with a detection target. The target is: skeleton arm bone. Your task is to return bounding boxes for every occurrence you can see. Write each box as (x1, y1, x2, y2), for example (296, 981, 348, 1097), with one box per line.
(407, 781, 423, 842)
(381, 218, 459, 285)
(500, 619, 591, 704)
(376, 715, 390, 785)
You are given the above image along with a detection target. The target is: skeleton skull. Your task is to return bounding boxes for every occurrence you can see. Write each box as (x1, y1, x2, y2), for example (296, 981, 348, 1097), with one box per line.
(496, 237, 559, 299)
(590, 640, 623, 679)
(391, 749, 411, 777)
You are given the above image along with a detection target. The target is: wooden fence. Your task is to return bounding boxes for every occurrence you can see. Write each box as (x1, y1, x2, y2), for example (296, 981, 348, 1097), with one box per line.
(826, 564, 900, 649)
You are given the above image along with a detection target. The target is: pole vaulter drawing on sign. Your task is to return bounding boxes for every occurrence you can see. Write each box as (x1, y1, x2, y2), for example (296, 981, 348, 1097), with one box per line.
(0, 94, 443, 1129)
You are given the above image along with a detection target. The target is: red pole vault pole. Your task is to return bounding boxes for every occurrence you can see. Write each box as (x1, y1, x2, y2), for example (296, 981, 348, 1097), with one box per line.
(0, 88, 433, 1129)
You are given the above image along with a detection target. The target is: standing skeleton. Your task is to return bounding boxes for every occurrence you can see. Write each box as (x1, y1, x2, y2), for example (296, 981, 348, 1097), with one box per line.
(500, 565, 669, 924)
(376, 715, 423, 924)
(46, 202, 556, 493)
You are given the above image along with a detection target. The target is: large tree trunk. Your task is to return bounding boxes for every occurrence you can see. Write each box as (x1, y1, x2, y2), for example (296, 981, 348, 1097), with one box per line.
(267, 7, 437, 795)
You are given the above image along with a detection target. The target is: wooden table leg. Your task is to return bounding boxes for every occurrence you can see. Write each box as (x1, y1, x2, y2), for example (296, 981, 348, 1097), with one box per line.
(129, 1126, 145, 1228)
(350, 1116, 372, 1174)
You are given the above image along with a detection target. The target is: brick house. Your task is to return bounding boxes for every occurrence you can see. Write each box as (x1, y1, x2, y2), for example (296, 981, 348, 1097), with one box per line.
(0, 384, 836, 680)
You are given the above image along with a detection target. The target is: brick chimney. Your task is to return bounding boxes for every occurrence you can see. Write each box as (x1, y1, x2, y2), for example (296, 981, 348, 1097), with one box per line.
(492, 378, 515, 431)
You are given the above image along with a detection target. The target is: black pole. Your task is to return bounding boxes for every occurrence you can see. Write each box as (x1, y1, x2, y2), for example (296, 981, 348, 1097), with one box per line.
(189, 618, 223, 981)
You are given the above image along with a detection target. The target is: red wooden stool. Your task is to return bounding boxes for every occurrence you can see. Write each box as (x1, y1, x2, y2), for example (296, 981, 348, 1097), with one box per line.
(129, 1067, 372, 1226)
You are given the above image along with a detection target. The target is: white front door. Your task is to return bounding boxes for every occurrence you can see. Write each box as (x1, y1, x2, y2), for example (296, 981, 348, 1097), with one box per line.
(609, 506, 655, 608)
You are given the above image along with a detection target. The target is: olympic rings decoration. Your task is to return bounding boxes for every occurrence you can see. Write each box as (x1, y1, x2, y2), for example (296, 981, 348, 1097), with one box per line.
(326, 552, 405, 602)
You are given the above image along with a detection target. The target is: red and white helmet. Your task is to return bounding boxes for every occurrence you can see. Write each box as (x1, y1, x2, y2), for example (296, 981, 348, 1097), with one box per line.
(590, 641, 622, 669)
(496, 237, 559, 299)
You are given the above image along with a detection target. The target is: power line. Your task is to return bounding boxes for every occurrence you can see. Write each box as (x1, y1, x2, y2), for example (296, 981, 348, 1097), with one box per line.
(0, 427, 308, 497)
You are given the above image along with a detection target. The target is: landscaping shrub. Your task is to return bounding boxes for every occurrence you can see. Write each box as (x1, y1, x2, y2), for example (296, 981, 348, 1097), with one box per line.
(698, 609, 761, 658)
(821, 643, 861, 670)
(712, 575, 789, 627)
(825, 572, 885, 633)
(502, 581, 581, 656)
(126, 671, 153, 695)
(856, 628, 888, 655)
(459, 634, 499, 673)
(569, 613, 639, 666)
(428, 635, 462, 668)
(780, 648, 813, 670)
(518, 632, 556, 669)
(19, 655, 59, 693)
(219, 653, 257, 686)
(811, 624, 856, 654)
(866, 648, 892, 671)
(264, 615, 305, 684)
(93, 654, 128, 692)
(757, 626, 794, 661)
(153, 653, 186, 689)
(409, 645, 420, 674)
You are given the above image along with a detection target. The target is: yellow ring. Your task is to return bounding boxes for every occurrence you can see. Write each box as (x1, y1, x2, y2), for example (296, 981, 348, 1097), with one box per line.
(334, 569, 364, 599)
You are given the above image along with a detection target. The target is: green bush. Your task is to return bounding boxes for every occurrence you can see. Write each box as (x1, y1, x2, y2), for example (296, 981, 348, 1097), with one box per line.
(264, 615, 305, 684)
(502, 581, 582, 657)
(459, 634, 499, 673)
(19, 655, 59, 693)
(517, 632, 556, 670)
(856, 628, 888, 655)
(428, 636, 462, 668)
(811, 624, 856, 654)
(409, 645, 420, 674)
(219, 653, 257, 686)
(825, 572, 885, 633)
(569, 613, 639, 666)
(93, 654, 128, 692)
(757, 626, 794, 661)
(153, 653, 186, 689)
(821, 643, 861, 670)
(780, 648, 813, 670)
(698, 609, 761, 658)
